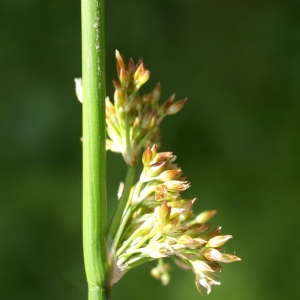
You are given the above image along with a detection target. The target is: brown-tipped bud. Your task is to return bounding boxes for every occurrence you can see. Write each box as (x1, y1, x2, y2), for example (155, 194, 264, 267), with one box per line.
(137, 57, 144, 66)
(207, 227, 222, 239)
(147, 161, 167, 177)
(184, 224, 211, 237)
(176, 235, 204, 249)
(195, 210, 217, 224)
(194, 237, 208, 245)
(119, 68, 130, 89)
(204, 248, 224, 262)
(157, 169, 182, 182)
(142, 93, 152, 106)
(116, 50, 126, 76)
(206, 235, 232, 248)
(142, 145, 157, 166)
(163, 217, 179, 232)
(159, 201, 171, 224)
(176, 235, 194, 245)
(218, 253, 241, 263)
(180, 199, 195, 221)
(134, 63, 145, 81)
(114, 90, 125, 107)
(151, 82, 161, 105)
(112, 79, 122, 91)
(150, 144, 157, 161)
(155, 184, 168, 201)
(127, 58, 136, 75)
(134, 63, 150, 89)
(142, 147, 152, 166)
(74, 78, 83, 103)
(166, 98, 187, 115)
(192, 261, 214, 273)
(142, 109, 154, 129)
(205, 248, 241, 263)
(164, 180, 189, 192)
(152, 152, 173, 164)
(158, 95, 175, 115)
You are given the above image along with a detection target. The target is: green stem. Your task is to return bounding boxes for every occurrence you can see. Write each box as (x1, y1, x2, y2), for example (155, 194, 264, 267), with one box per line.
(127, 257, 151, 270)
(107, 166, 136, 240)
(125, 112, 132, 156)
(113, 203, 133, 248)
(81, 0, 109, 299)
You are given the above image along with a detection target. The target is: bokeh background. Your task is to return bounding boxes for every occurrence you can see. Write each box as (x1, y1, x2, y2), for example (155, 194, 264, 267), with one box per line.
(1, 0, 300, 299)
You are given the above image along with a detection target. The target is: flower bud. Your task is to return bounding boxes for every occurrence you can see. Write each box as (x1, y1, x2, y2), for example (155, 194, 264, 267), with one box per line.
(155, 184, 168, 201)
(166, 98, 187, 115)
(218, 253, 241, 263)
(142, 145, 157, 166)
(184, 224, 210, 237)
(176, 235, 202, 249)
(112, 79, 122, 91)
(119, 67, 130, 89)
(114, 90, 125, 107)
(142, 109, 154, 129)
(204, 248, 224, 261)
(150, 261, 171, 285)
(116, 50, 126, 76)
(179, 199, 195, 221)
(206, 235, 232, 248)
(164, 180, 189, 192)
(207, 227, 222, 239)
(146, 161, 167, 178)
(192, 261, 214, 273)
(152, 152, 173, 164)
(127, 57, 135, 75)
(195, 210, 217, 224)
(134, 63, 150, 89)
(151, 82, 161, 106)
(157, 169, 182, 182)
(162, 217, 179, 233)
(159, 201, 171, 224)
(158, 95, 175, 115)
(204, 248, 241, 263)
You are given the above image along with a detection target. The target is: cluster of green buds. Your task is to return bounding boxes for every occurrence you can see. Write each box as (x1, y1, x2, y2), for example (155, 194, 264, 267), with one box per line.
(105, 51, 187, 165)
(111, 145, 241, 295)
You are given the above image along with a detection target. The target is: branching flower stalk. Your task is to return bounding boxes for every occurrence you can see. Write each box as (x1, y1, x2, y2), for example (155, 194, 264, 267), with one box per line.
(77, 47, 241, 297)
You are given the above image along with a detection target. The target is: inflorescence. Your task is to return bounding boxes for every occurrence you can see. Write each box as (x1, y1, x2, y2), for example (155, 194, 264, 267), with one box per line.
(76, 51, 241, 295)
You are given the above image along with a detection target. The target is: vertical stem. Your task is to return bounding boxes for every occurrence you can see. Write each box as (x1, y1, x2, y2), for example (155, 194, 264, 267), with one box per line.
(81, 0, 109, 299)
(107, 166, 136, 240)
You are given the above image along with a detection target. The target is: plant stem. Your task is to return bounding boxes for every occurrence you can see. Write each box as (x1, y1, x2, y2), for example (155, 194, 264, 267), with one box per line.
(81, 0, 109, 299)
(107, 165, 136, 240)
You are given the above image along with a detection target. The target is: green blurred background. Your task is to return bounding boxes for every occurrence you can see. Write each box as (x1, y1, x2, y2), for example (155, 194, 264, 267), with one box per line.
(1, 0, 299, 299)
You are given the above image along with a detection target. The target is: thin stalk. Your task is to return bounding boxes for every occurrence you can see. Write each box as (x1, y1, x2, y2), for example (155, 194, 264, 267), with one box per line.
(113, 205, 133, 248)
(81, 0, 109, 299)
(107, 166, 136, 239)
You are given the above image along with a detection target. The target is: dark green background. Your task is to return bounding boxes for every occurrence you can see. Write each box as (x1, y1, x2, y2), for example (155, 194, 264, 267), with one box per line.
(1, 0, 299, 299)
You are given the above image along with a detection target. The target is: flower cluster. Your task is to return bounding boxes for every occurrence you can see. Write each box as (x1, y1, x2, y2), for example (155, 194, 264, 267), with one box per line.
(112, 145, 241, 295)
(105, 51, 187, 165)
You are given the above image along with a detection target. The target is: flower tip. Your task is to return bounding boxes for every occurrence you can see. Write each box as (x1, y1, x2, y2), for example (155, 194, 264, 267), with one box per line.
(195, 209, 217, 224)
(166, 97, 187, 115)
(206, 235, 232, 248)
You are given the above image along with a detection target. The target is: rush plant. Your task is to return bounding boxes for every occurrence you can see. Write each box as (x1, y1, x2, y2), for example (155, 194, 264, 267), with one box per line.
(79, 1, 240, 299)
